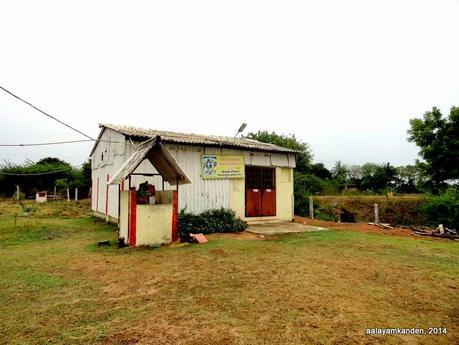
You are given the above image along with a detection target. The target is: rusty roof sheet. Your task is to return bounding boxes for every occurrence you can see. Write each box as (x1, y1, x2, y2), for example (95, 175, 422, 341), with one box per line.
(99, 123, 298, 154)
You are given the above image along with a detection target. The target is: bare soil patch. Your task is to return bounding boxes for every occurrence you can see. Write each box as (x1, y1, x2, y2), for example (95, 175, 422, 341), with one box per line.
(295, 216, 442, 240)
(206, 231, 265, 241)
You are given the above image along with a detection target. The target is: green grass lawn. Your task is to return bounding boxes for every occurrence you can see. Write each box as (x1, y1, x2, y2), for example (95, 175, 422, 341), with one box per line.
(0, 200, 458, 344)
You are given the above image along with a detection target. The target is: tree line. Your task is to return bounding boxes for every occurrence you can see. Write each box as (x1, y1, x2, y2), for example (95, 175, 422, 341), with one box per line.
(249, 106, 459, 220)
(0, 158, 91, 198)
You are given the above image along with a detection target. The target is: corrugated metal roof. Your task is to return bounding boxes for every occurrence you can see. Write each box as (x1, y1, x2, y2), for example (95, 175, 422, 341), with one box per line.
(99, 123, 298, 154)
(108, 138, 192, 186)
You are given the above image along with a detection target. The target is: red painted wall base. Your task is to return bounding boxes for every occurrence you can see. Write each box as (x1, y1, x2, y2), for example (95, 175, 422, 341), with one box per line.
(128, 189, 137, 246)
(171, 190, 178, 242)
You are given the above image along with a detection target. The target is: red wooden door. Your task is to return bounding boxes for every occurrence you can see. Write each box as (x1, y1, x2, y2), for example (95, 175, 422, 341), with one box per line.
(246, 188, 262, 217)
(245, 167, 276, 217)
(261, 189, 276, 216)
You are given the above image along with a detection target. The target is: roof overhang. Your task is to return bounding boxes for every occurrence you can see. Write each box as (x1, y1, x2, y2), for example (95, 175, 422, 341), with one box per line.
(108, 136, 192, 186)
(88, 125, 106, 157)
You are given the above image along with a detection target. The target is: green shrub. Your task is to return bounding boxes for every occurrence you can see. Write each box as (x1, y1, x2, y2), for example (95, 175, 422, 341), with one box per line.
(178, 208, 247, 238)
(320, 180, 340, 195)
(315, 201, 339, 221)
(294, 173, 325, 195)
(294, 173, 330, 216)
(421, 188, 459, 228)
(294, 190, 310, 217)
(13, 191, 25, 201)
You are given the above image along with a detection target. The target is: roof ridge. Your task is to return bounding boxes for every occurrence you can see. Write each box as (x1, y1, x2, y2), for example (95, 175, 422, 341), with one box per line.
(98, 123, 298, 153)
(101, 123, 243, 140)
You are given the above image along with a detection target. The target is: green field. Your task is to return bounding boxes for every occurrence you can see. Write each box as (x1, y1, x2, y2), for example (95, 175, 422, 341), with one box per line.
(0, 200, 457, 344)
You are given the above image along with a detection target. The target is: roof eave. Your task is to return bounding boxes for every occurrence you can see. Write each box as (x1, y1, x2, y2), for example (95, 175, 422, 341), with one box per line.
(124, 135, 298, 154)
(88, 125, 106, 157)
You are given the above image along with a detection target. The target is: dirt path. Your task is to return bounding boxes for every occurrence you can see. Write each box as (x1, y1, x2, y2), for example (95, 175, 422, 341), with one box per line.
(295, 216, 433, 240)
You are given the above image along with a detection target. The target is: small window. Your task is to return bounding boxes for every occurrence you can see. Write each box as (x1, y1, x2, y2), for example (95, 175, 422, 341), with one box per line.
(246, 167, 275, 189)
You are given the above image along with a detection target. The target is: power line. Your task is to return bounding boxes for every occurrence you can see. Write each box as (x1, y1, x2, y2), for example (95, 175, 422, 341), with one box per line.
(0, 165, 81, 176)
(0, 86, 95, 140)
(0, 138, 123, 147)
(0, 139, 93, 147)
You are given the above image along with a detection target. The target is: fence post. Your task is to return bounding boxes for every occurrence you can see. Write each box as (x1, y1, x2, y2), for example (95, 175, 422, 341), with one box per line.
(16, 185, 20, 201)
(374, 203, 379, 223)
(75, 187, 78, 202)
(309, 196, 314, 220)
(67, 188, 70, 202)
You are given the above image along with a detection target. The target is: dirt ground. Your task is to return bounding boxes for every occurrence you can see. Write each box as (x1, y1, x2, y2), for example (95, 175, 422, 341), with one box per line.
(206, 231, 265, 241)
(295, 216, 437, 240)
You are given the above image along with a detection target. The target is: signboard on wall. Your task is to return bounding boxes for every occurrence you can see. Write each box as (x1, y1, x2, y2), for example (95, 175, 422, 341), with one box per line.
(201, 154, 245, 179)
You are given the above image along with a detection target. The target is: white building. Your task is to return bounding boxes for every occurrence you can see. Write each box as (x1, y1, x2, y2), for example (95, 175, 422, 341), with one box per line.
(90, 124, 296, 224)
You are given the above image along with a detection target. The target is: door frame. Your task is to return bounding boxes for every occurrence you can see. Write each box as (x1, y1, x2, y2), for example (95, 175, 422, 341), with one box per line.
(244, 165, 276, 217)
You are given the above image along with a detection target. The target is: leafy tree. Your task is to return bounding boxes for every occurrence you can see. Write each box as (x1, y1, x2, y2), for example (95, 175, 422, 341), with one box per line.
(347, 165, 363, 189)
(55, 178, 70, 193)
(294, 172, 325, 195)
(395, 165, 424, 193)
(36, 157, 69, 165)
(421, 188, 459, 228)
(408, 106, 459, 189)
(293, 173, 326, 216)
(309, 163, 332, 179)
(360, 162, 397, 192)
(71, 159, 92, 197)
(331, 161, 349, 189)
(347, 165, 362, 180)
(247, 131, 312, 173)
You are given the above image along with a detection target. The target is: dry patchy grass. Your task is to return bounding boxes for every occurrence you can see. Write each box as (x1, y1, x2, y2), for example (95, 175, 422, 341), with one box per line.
(0, 201, 457, 344)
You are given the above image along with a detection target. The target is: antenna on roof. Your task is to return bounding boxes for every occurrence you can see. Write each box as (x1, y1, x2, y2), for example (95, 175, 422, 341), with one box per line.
(234, 123, 247, 139)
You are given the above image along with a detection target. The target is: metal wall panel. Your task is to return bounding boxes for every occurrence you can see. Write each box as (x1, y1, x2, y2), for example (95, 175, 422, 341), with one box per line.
(91, 129, 129, 219)
(166, 144, 230, 214)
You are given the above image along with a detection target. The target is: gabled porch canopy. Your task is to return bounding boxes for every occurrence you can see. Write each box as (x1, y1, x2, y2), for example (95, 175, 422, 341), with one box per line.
(108, 136, 192, 186)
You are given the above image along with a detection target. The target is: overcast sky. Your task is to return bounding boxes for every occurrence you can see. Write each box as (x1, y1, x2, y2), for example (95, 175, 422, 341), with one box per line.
(1, 0, 458, 168)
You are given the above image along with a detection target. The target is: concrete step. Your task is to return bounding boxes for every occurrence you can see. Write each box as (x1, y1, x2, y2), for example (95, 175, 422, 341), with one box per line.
(244, 217, 293, 225)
